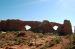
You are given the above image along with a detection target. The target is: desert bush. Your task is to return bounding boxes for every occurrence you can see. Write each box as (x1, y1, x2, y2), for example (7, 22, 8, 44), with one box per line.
(40, 40, 55, 49)
(65, 43, 75, 49)
(64, 40, 75, 49)
(51, 35, 61, 44)
(43, 42, 54, 48)
(0, 41, 7, 48)
(40, 46, 47, 49)
(72, 33, 75, 42)
(64, 34, 75, 49)
(64, 43, 71, 49)
(36, 33, 44, 38)
(14, 37, 24, 45)
(14, 37, 31, 45)
(69, 33, 75, 48)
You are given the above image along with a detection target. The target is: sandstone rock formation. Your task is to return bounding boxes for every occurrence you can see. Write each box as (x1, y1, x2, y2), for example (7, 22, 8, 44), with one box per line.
(63, 20, 72, 34)
(0, 19, 72, 35)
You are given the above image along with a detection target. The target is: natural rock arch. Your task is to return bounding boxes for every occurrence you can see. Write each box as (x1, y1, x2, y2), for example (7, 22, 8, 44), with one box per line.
(0, 19, 72, 35)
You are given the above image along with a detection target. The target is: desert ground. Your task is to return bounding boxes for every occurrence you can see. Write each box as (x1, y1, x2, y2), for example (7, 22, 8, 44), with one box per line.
(0, 31, 74, 49)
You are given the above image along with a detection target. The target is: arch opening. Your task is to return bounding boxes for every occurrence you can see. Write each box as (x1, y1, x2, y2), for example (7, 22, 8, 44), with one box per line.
(25, 25, 31, 31)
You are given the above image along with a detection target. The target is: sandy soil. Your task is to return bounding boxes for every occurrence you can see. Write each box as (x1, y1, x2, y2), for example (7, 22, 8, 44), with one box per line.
(0, 31, 70, 49)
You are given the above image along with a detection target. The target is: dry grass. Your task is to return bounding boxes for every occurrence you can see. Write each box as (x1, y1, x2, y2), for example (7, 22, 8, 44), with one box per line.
(0, 31, 71, 49)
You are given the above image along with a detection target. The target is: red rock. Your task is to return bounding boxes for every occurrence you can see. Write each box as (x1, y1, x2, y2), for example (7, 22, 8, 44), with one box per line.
(0, 19, 72, 35)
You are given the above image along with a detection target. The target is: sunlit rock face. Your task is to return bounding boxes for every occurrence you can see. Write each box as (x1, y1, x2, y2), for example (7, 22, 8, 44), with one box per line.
(25, 25, 31, 31)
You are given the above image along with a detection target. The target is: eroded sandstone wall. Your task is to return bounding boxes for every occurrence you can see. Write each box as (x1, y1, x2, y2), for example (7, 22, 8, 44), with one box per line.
(0, 19, 72, 35)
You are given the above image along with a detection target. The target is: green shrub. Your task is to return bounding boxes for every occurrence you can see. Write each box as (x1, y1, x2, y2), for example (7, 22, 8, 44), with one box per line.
(72, 33, 75, 42)
(64, 34, 75, 49)
(64, 43, 71, 49)
(36, 33, 44, 38)
(51, 36, 61, 44)
(64, 46, 70, 49)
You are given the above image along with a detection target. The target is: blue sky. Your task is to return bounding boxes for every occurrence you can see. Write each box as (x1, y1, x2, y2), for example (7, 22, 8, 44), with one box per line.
(0, 0, 75, 32)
